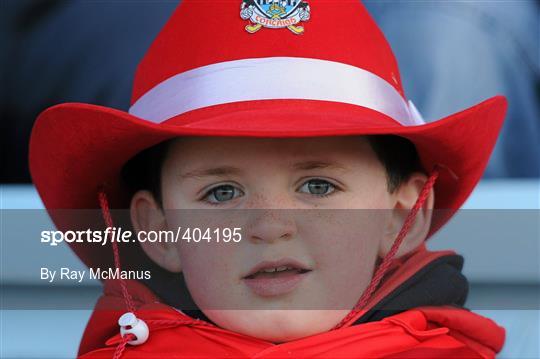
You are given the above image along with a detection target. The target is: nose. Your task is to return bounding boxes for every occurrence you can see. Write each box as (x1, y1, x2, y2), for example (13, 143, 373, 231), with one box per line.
(245, 209, 297, 244)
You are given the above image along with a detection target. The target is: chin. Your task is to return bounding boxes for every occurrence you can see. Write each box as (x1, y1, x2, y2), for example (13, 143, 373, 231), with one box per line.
(203, 309, 347, 343)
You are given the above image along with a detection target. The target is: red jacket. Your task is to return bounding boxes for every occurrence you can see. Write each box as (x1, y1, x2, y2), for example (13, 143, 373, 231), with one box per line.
(78, 246, 505, 358)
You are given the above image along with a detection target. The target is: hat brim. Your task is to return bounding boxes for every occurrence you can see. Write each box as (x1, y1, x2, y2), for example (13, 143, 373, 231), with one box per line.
(29, 96, 507, 269)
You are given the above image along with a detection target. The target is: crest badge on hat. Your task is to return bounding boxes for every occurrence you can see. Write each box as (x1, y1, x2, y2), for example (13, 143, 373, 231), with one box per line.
(240, 0, 310, 34)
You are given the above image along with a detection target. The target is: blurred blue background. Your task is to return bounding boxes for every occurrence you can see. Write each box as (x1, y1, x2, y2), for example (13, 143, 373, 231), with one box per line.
(1, 0, 539, 358)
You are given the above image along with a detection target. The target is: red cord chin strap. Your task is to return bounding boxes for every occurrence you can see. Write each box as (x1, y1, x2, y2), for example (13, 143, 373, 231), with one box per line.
(98, 191, 139, 358)
(333, 164, 440, 329)
(98, 191, 136, 314)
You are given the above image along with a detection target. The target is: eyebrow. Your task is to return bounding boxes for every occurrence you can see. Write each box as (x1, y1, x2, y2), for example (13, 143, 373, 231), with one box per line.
(180, 160, 347, 180)
(180, 165, 243, 180)
(291, 160, 347, 172)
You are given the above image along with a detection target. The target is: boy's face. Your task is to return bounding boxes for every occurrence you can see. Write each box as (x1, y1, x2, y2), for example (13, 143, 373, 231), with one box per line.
(132, 136, 433, 342)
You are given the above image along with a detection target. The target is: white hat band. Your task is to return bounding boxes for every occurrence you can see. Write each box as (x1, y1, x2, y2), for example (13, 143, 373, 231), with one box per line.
(129, 57, 425, 126)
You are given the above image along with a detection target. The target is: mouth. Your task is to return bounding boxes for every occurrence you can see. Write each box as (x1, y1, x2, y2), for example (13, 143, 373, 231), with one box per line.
(242, 258, 312, 297)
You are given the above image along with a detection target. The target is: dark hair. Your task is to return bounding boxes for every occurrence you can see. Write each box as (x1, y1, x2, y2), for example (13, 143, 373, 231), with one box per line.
(121, 140, 171, 206)
(120, 135, 424, 203)
(366, 135, 425, 192)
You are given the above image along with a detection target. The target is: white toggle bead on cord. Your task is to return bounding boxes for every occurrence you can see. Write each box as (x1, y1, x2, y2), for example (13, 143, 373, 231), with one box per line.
(118, 312, 149, 346)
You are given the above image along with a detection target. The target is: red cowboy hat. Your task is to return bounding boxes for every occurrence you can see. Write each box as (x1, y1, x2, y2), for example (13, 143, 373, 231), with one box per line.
(29, 0, 507, 270)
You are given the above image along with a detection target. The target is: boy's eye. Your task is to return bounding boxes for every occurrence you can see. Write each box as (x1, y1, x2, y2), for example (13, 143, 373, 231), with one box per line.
(298, 179, 336, 196)
(204, 185, 244, 204)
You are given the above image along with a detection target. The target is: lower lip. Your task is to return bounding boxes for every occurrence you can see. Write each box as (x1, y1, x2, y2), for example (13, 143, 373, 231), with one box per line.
(243, 271, 310, 297)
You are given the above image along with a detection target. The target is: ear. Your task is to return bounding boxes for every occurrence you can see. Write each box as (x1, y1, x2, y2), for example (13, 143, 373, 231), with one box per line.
(379, 172, 435, 258)
(130, 190, 182, 273)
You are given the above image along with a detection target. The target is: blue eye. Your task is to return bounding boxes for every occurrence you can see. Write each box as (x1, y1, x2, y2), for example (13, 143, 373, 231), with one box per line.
(299, 179, 337, 196)
(204, 185, 243, 204)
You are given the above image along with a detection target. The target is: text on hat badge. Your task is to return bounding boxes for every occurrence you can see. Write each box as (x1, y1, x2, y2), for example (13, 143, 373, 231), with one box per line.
(240, 0, 310, 35)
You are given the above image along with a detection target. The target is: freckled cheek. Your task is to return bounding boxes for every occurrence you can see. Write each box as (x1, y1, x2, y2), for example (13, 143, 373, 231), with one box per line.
(163, 209, 246, 308)
(177, 242, 240, 308)
(301, 211, 384, 281)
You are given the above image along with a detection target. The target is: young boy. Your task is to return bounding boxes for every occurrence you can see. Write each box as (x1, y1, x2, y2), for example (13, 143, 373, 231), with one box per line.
(30, 1, 508, 357)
